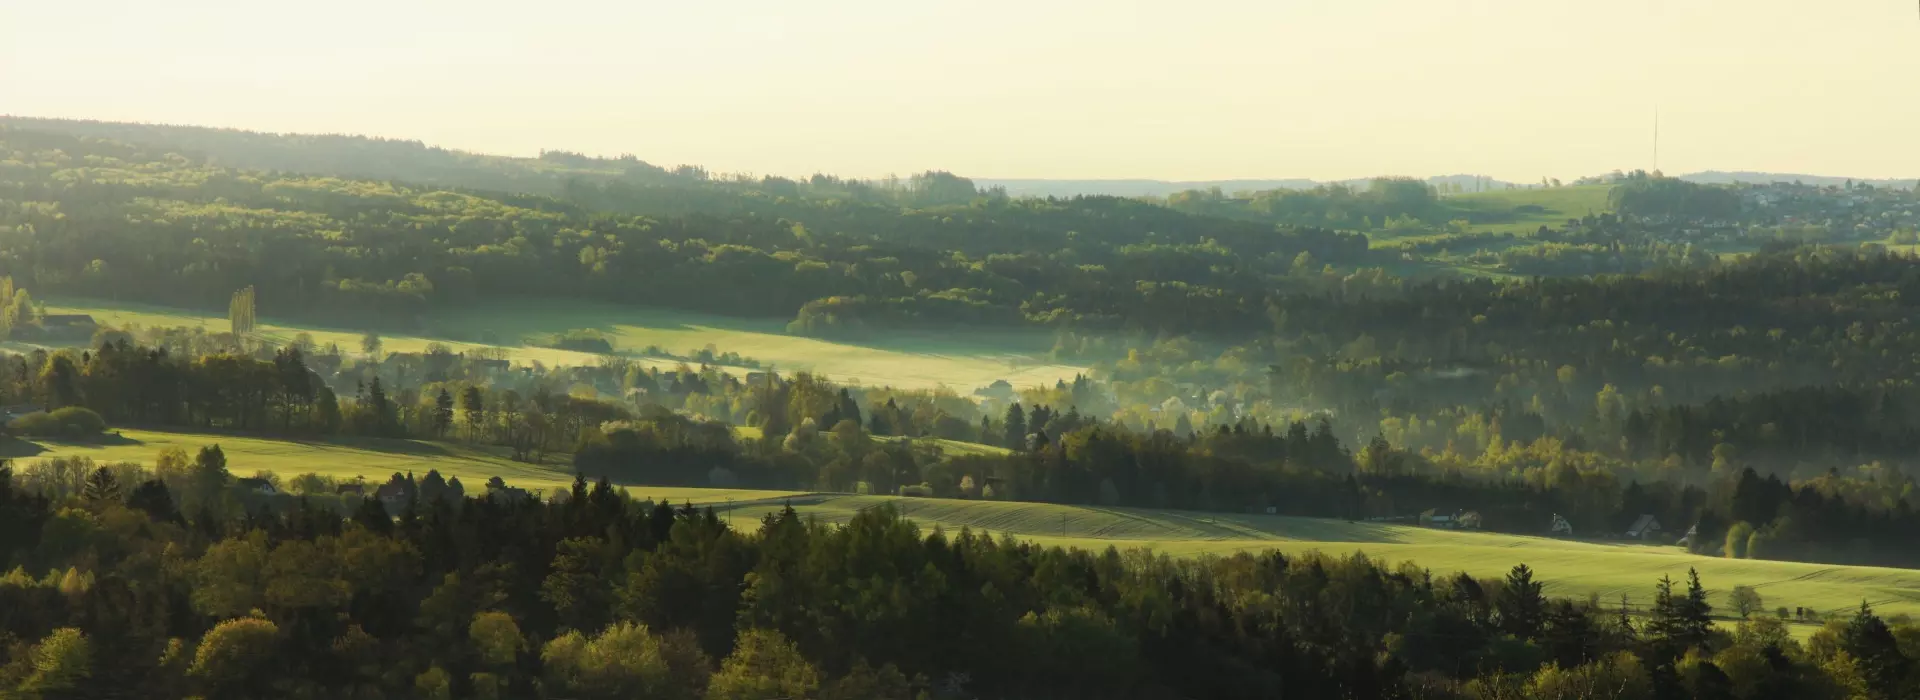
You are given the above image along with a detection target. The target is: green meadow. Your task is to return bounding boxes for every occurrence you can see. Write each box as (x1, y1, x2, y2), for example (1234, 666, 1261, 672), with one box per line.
(1443, 185, 1613, 234)
(713, 492, 1920, 627)
(41, 297, 1085, 392)
(12, 426, 1909, 631)
(2, 428, 790, 502)
(1367, 185, 1613, 249)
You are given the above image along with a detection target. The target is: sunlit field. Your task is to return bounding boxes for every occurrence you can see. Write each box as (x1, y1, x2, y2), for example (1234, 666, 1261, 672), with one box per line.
(715, 492, 1920, 628)
(42, 297, 1085, 392)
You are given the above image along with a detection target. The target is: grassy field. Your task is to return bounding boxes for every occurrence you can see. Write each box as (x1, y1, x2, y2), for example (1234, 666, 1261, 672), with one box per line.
(735, 425, 1010, 458)
(11, 427, 1907, 628)
(713, 493, 1920, 626)
(1367, 185, 1613, 250)
(1443, 185, 1613, 234)
(2, 428, 792, 502)
(422, 299, 1080, 391)
(41, 297, 1085, 392)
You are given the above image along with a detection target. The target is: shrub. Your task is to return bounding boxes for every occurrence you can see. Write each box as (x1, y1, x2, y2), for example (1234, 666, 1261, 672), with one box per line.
(548, 329, 614, 353)
(8, 411, 60, 436)
(9, 407, 107, 438)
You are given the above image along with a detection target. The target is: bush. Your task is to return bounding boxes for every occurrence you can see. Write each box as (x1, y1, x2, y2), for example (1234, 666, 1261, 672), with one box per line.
(547, 329, 614, 354)
(51, 407, 106, 435)
(8, 411, 59, 436)
(9, 407, 107, 438)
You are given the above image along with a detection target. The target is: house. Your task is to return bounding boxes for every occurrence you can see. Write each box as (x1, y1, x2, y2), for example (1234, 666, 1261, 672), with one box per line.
(1550, 513, 1574, 537)
(1675, 523, 1700, 547)
(471, 358, 512, 374)
(235, 477, 278, 495)
(484, 476, 531, 503)
(973, 379, 1016, 403)
(1420, 508, 1478, 529)
(374, 481, 411, 512)
(306, 353, 345, 375)
(0, 403, 44, 422)
(1626, 515, 1662, 540)
(40, 314, 96, 329)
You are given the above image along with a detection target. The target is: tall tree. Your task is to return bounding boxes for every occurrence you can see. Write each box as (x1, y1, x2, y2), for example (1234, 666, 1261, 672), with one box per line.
(1498, 563, 1546, 640)
(433, 388, 454, 438)
(1841, 602, 1913, 700)
(1003, 402, 1027, 450)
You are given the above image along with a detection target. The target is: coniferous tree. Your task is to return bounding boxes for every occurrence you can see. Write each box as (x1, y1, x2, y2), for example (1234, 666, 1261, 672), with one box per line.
(1003, 403, 1026, 450)
(1498, 563, 1546, 640)
(1842, 601, 1913, 700)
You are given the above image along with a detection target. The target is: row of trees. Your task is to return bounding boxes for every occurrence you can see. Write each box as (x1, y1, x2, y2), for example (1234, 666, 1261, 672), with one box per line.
(15, 330, 1920, 570)
(7, 455, 1920, 699)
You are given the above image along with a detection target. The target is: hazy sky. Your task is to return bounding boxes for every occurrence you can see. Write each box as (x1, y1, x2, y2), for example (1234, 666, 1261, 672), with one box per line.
(5, 0, 1917, 182)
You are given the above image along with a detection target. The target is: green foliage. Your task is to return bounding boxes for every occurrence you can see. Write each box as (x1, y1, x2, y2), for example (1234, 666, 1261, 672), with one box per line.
(1524, 650, 1651, 700)
(7, 407, 105, 438)
(1728, 585, 1763, 619)
(469, 611, 524, 667)
(706, 628, 817, 700)
(17, 627, 91, 695)
(188, 617, 280, 697)
(540, 622, 710, 700)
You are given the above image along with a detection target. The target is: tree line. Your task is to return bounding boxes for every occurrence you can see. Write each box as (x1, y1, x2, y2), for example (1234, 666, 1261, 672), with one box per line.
(7, 457, 1920, 699)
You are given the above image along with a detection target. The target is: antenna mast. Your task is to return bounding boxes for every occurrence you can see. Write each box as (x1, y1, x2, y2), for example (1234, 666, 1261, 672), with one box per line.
(1653, 107, 1660, 174)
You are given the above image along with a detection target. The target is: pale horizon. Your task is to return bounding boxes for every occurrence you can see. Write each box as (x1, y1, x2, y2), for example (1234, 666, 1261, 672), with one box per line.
(5, 0, 1917, 183)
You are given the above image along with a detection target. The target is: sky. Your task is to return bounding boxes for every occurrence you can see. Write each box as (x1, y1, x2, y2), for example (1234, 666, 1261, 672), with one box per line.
(4, 0, 1917, 182)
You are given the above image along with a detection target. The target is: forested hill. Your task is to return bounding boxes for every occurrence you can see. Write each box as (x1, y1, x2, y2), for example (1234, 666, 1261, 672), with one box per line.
(0, 116, 682, 196)
(0, 123, 1367, 336)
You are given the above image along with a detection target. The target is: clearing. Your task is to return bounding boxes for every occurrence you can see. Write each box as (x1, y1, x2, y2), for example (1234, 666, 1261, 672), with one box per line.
(1442, 185, 1612, 235)
(11, 428, 1897, 628)
(3, 428, 789, 502)
(41, 297, 1085, 392)
(714, 492, 1920, 626)
(1367, 185, 1613, 249)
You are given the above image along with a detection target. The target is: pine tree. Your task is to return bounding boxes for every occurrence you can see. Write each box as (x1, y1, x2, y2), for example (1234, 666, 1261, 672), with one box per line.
(837, 389, 861, 428)
(1003, 403, 1027, 450)
(1681, 568, 1713, 650)
(1646, 575, 1680, 653)
(433, 388, 454, 438)
(1842, 601, 1912, 700)
(81, 466, 121, 503)
(1617, 594, 1636, 638)
(1497, 564, 1546, 639)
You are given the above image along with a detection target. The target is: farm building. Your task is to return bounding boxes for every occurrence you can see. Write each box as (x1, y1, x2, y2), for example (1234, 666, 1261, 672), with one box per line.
(1676, 523, 1700, 547)
(1550, 513, 1573, 537)
(1420, 509, 1481, 530)
(0, 403, 44, 422)
(235, 477, 279, 495)
(40, 314, 96, 329)
(471, 358, 512, 374)
(375, 481, 411, 512)
(1626, 515, 1662, 540)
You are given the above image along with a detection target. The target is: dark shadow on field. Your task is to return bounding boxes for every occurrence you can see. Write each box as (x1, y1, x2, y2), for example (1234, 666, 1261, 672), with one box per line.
(0, 433, 145, 459)
(433, 299, 1065, 365)
(0, 436, 48, 458)
(327, 436, 460, 457)
(1098, 507, 1421, 543)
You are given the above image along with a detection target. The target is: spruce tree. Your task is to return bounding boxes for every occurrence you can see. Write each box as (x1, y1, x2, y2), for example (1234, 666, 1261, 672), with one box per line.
(1681, 568, 1713, 650)
(1842, 601, 1912, 700)
(1003, 402, 1026, 450)
(1497, 564, 1546, 640)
